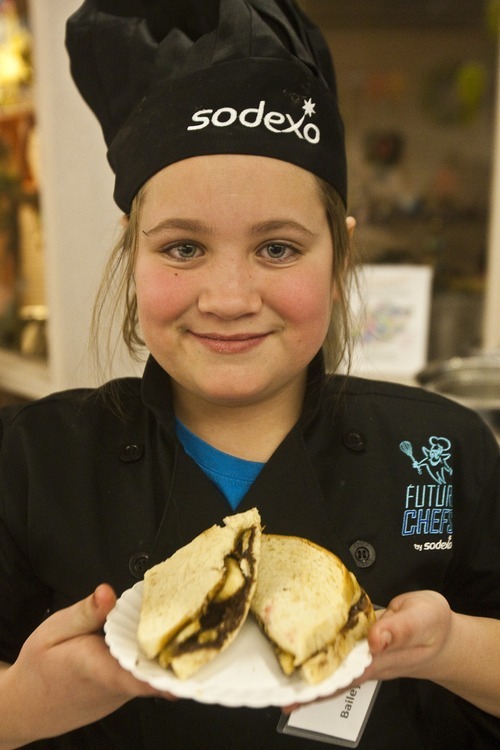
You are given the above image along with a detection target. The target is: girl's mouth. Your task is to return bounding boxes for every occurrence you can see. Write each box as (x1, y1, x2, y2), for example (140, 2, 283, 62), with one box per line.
(191, 332, 269, 354)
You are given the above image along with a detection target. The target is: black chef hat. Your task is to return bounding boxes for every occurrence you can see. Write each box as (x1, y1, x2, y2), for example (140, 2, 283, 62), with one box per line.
(66, 0, 346, 213)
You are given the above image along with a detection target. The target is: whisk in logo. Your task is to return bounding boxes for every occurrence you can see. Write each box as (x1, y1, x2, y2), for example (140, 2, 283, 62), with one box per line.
(399, 436, 454, 547)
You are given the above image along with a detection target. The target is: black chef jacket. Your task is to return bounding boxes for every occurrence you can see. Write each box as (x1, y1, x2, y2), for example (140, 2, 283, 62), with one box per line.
(1, 354, 499, 749)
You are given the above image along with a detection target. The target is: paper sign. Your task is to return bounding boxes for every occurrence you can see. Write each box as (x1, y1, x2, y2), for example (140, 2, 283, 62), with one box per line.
(278, 680, 380, 747)
(347, 264, 433, 379)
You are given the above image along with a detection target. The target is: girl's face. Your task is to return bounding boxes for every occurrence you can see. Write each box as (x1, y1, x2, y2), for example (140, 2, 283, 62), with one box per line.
(135, 154, 337, 413)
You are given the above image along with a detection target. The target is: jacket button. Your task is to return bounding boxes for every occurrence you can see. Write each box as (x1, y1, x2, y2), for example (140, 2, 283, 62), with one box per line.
(120, 443, 144, 462)
(129, 552, 150, 579)
(342, 430, 367, 452)
(349, 540, 376, 568)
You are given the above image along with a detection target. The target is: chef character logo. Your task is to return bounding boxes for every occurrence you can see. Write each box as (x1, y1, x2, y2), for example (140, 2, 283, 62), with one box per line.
(399, 436, 453, 485)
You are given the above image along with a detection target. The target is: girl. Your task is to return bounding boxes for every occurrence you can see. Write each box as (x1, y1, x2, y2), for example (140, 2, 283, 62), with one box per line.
(1, 1, 499, 748)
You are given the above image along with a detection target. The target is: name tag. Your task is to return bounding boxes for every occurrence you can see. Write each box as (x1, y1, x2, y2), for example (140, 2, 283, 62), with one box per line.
(278, 680, 380, 747)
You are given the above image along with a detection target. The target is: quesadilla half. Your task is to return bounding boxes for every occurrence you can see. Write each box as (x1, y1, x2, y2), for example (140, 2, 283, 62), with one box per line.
(251, 534, 375, 685)
(137, 507, 261, 680)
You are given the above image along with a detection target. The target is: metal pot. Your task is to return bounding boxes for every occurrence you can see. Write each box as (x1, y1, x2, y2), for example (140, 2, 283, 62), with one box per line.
(417, 354, 500, 440)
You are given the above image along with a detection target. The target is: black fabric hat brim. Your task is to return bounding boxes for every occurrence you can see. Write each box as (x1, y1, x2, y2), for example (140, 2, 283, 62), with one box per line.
(110, 57, 346, 212)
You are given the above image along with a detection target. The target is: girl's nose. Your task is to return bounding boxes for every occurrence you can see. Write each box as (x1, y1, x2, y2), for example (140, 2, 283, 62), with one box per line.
(197, 259, 262, 319)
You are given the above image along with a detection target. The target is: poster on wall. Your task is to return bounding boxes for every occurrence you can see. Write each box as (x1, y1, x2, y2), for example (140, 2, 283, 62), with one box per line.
(348, 264, 433, 380)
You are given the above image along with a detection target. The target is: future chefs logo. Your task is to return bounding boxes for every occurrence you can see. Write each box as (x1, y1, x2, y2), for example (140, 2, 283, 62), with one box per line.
(399, 436, 454, 552)
(187, 97, 321, 143)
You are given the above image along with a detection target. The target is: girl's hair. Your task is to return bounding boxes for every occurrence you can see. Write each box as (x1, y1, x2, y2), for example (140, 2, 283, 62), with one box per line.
(314, 178, 357, 373)
(90, 176, 356, 381)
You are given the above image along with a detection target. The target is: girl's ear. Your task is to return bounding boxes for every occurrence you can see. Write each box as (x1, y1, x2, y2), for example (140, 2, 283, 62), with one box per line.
(346, 215, 356, 240)
(331, 216, 356, 305)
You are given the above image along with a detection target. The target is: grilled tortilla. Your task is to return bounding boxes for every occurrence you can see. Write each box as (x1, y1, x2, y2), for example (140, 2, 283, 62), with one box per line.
(137, 507, 261, 680)
(251, 534, 375, 685)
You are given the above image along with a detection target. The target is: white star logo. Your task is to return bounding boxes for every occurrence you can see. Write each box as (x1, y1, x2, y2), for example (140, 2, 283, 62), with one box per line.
(302, 98, 316, 117)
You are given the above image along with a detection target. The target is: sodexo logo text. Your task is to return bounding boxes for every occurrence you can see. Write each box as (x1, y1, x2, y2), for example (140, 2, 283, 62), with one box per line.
(187, 98, 320, 144)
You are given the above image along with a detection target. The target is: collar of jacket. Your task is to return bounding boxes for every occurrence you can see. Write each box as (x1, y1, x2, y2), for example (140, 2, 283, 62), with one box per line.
(140, 351, 353, 569)
(140, 350, 328, 437)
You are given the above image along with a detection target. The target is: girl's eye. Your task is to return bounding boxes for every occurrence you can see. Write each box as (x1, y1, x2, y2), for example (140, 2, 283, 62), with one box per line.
(259, 243, 297, 262)
(164, 242, 203, 261)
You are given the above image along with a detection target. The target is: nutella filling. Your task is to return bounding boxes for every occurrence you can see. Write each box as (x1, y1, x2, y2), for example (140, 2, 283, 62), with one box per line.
(158, 528, 257, 669)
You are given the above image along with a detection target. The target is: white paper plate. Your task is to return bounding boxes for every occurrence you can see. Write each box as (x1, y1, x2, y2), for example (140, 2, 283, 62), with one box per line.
(104, 581, 372, 709)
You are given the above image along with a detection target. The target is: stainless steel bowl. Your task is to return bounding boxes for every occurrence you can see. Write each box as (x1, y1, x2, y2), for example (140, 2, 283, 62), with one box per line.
(417, 354, 500, 439)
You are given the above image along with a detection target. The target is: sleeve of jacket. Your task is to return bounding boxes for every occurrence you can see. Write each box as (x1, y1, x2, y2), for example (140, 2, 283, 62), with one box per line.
(442, 417, 500, 620)
(0, 406, 52, 664)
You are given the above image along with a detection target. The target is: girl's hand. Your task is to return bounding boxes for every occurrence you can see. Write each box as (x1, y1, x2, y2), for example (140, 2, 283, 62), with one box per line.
(282, 590, 453, 714)
(284, 590, 500, 718)
(364, 590, 453, 683)
(1, 584, 175, 747)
